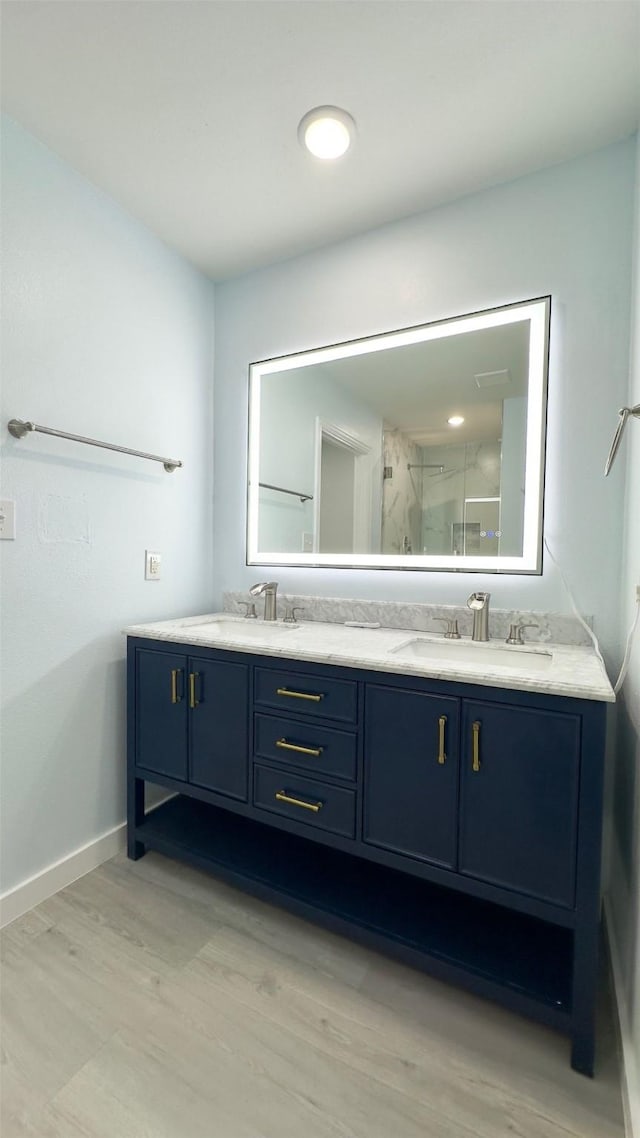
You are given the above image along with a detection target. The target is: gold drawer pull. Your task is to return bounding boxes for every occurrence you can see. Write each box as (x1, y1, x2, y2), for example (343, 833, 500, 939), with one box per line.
(276, 687, 324, 702)
(276, 738, 323, 758)
(189, 672, 199, 710)
(170, 669, 181, 704)
(275, 791, 323, 813)
(472, 720, 481, 772)
(437, 715, 447, 765)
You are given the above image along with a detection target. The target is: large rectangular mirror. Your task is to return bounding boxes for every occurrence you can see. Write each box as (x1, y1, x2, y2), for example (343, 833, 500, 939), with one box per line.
(247, 296, 550, 573)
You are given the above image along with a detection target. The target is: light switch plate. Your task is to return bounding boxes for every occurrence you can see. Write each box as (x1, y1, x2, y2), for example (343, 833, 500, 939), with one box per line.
(0, 499, 16, 540)
(145, 550, 161, 580)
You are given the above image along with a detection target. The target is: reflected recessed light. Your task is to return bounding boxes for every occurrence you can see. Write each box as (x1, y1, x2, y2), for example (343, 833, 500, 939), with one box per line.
(298, 106, 356, 160)
(448, 415, 465, 427)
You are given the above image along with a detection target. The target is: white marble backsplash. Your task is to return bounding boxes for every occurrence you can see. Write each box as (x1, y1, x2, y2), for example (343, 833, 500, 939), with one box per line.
(223, 591, 594, 647)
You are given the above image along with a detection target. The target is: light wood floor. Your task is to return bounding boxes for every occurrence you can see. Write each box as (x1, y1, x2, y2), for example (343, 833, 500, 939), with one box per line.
(1, 850, 625, 1137)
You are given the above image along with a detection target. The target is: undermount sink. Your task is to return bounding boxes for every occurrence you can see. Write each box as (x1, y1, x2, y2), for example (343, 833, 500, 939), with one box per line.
(391, 637, 553, 671)
(184, 618, 299, 638)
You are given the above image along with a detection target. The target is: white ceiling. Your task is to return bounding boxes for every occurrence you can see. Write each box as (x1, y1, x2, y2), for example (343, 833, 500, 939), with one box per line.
(1, 1, 638, 281)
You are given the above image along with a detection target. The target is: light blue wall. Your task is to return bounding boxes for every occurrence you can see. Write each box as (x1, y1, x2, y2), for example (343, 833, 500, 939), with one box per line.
(0, 118, 215, 895)
(214, 139, 635, 667)
(609, 132, 640, 1127)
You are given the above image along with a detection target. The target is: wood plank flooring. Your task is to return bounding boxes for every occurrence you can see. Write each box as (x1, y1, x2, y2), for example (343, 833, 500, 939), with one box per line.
(0, 851, 626, 1137)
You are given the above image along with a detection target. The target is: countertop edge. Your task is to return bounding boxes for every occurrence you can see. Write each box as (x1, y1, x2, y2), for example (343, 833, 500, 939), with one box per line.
(123, 617, 615, 704)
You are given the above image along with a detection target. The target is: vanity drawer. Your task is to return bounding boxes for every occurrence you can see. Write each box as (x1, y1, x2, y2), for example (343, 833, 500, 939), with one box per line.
(254, 667, 357, 725)
(253, 764, 356, 839)
(254, 713, 357, 781)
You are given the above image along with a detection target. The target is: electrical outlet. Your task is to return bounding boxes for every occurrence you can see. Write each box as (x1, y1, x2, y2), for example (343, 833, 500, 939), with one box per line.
(145, 550, 162, 580)
(0, 499, 16, 540)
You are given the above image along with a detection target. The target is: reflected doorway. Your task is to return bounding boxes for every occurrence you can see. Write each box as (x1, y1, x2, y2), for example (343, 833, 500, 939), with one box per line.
(313, 420, 373, 554)
(318, 440, 355, 552)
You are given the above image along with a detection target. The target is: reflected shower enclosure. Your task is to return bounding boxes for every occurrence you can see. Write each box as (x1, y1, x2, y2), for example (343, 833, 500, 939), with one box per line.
(381, 437, 514, 557)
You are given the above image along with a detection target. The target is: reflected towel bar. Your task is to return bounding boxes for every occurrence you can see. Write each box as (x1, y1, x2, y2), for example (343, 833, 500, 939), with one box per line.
(259, 481, 313, 503)
(7, 419, 182, 473)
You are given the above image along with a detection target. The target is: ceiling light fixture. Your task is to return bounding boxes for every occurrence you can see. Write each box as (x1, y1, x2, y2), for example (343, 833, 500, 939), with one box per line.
(298, 106, 356, 160)
(448, 415, 465, 427)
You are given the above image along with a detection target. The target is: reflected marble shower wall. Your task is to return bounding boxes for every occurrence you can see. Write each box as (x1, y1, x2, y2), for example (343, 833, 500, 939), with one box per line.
(381, 429, 424, 554)
(421, 441, 501, 555)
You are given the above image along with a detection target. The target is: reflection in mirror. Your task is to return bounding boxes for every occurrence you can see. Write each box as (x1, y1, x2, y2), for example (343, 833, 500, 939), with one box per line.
(248, 297, 550, 573)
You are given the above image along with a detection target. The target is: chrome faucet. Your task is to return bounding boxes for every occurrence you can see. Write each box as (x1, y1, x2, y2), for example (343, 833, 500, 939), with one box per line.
(249, 581, 279, 621)
(467, 592, 491, 642)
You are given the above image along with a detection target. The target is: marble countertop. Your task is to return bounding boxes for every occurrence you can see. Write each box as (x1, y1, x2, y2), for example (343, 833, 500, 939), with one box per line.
(124, 612, 615, 703)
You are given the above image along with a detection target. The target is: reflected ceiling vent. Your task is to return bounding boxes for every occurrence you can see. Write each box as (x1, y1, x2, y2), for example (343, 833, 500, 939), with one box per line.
(474, 369, 511, 389)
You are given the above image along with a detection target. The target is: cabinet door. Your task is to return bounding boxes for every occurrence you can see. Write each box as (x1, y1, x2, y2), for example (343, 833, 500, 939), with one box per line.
(188, 657, 249, 801)
(135, 649, 187, 780)
(459, 701, 580, 907)
(364, 685, 459, 868)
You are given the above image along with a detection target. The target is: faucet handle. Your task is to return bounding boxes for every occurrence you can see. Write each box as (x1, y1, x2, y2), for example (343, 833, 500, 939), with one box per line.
(238, 601, 257, 619)
(283, 605, 306, 624)
(506, 621, 538, 645)
(432, 617, 461, 640)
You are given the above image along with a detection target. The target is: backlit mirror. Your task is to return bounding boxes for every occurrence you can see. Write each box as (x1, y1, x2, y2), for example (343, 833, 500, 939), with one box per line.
(247, 296, 550, 573)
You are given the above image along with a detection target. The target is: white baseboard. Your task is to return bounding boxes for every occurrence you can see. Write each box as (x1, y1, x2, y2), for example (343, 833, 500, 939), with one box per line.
(604, 896, 640, 1138)
(0, 795, 175, 930)
(0, 823, 126, 929)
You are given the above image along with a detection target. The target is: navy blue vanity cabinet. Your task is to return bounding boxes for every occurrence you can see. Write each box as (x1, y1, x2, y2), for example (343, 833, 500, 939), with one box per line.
(132, 645, 249, 799)
(458, 701, 580, 908)
(363, 685, 460, 868)
(128, 636, 608, 1078)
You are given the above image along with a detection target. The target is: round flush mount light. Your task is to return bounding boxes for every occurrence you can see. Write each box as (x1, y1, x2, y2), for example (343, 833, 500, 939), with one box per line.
(448, 415, 465, 427)
(298, 106, 356, 160)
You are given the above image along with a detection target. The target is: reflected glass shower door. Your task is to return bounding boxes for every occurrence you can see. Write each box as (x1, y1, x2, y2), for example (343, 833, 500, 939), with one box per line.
(451, 498, 501, 555)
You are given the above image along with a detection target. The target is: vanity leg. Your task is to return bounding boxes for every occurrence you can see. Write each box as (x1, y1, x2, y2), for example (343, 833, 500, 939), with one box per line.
(570, 1031, 595, 1078)
(127, 774, 146, 860)
(569, 709, 606, 1078)
(569, 916, 600, 1077)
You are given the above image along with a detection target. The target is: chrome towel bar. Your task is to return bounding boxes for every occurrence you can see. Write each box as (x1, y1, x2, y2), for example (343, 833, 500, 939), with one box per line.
(8, 419, 182, 473)
(259, 481, 313, 503)
(604, 404, 640, 476)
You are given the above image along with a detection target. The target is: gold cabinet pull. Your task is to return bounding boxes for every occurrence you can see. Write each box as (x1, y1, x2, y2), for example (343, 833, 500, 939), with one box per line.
(275, 791, 323, 813)
(189, 672, 199, 710)
(437, 715, 447, 764)
(276, 687, 324, 702)
(472, 720, 481, 772)
(170, 669, 182, 704)
(276, 738, 323, 758)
